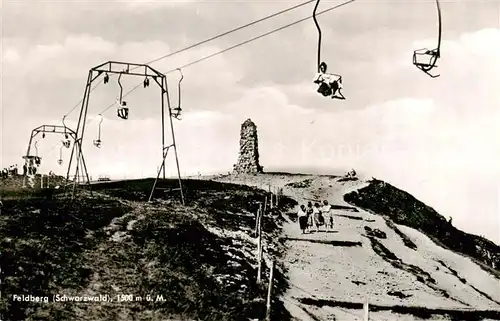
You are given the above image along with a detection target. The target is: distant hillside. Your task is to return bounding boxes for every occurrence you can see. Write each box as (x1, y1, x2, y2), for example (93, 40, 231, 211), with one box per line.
(1, 178, 297, 321)
(1, 174, 67, 195)
(344, 178, 500, 276)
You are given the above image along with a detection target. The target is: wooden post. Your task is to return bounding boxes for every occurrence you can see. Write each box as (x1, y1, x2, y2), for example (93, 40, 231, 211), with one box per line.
(260, 202, 264, 226)
(265, 260, 275, 321)
(363, 299, 369, 321)
(255, 203, 262, 236)
(270, 193, 274, 209)
(257, 208, 263, 284)
(255, 208, 261, 236)
(40, 175, 44, 189)
(264, 196, 268, 215)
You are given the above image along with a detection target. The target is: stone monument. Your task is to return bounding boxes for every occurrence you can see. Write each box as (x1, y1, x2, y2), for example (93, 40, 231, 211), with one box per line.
(233, 118, 263, 174)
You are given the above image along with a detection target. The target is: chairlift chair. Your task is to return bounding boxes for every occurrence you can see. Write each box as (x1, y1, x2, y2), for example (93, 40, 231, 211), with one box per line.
(412, 0, 442, 78)
(116, 73, 129, 119)
(171, 68, 183, 120)
(117, 101, 129, 120)
(93, 114, 104, 148)
(62, 115, 70, 139)
(58, 145, 64, 165)
(311, 0, 345, 100)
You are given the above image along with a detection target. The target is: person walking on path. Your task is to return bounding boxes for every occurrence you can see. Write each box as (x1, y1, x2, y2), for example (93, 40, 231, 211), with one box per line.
(313, 203, 324, 232)
(306, 201, 315, 233)
(321, 200, 333, 230)
(297, 204, 308, 234)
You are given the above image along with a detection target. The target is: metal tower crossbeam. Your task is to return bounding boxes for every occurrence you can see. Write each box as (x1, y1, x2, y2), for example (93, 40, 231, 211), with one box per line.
(23, 124, 90, 190)
(67, 61, 184, 204)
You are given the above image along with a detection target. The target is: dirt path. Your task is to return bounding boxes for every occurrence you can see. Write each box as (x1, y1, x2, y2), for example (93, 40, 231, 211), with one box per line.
(279, 186, 371, 321)
(210, 173, 500, 321)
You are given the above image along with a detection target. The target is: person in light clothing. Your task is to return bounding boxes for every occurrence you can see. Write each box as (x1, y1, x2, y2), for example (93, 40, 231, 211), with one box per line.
(312, 203, 324, 232)
(306, 201, 315, 232)
(313, 62, 345, 100)
(321, 200, 333, 230)
(297, 205, 308, 234)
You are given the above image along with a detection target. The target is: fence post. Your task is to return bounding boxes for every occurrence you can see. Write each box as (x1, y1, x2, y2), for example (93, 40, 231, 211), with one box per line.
(257, 208, 263, 284)
(255, 208, 261, 236)
(265, 260, 275, 321)
(363, 298, 369, 321)
(40, 175, 44, 189)
(255, 203, 262, 236)
(264, 196, 268, 215)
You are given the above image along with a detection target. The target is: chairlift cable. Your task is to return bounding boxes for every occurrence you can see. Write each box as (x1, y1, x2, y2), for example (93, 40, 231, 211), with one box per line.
(164, 0, 355, 74)
(436, 0, 442, 55)
(60, 0, 316, 119)
(63, 78, 105, 119)
(412, 0, 442, 77)
(312, 0, 322, 72)
(145, 0, 317, 66)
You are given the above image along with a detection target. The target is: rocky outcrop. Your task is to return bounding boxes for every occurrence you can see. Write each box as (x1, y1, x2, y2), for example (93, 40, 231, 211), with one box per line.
(233, 119, 263, 174)
(344, 179, 500, 274)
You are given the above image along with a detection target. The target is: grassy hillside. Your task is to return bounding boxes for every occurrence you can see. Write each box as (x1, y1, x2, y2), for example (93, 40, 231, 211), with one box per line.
(1, 179, 297, 321)
(344, 178, 500, 276)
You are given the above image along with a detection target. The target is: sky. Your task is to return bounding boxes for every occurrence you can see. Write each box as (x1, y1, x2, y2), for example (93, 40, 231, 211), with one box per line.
(1, 0, 499, 244)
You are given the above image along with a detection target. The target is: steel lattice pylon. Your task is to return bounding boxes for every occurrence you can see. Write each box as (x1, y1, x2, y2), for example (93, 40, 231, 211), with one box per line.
(67, 61, 184, 204)
(23, 125, 90, 191)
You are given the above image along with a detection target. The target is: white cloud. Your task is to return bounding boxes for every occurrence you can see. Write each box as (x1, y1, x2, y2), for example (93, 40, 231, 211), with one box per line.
(342, 28, 500, 243)
(3, 48, 21, 63)
(2, 5, 499, 245)
(122, 0, 198, 10)
(3, 34, 116, 79)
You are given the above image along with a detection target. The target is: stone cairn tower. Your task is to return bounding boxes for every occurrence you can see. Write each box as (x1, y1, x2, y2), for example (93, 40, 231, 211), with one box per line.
(233, 118, 263, 174)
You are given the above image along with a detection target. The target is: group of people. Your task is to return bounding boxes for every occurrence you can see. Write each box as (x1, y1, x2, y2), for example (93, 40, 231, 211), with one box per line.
(346, 168, 356, 178)
(24, 163, 37, 176)
(297, 200, 334, 234)
(0, 161, 44, 179)
(1, 165, 18, 179)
